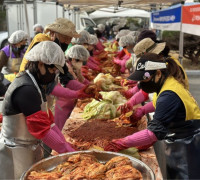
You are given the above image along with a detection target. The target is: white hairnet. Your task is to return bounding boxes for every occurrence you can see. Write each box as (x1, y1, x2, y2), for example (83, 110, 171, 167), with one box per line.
(25, 41, 65, 68)
(115, 29, 131, 40)
(119, 35, 137, 47)
(88, 34, 98, 45)
(66, 45, 90, 62)
(97, 24, 105, 33)
(113, 25, 120, 32)
(128, 31, 139, 38)
(8, 30, 28, 44)
(33, 23, 44, 31)
(71, 30, 90, 45)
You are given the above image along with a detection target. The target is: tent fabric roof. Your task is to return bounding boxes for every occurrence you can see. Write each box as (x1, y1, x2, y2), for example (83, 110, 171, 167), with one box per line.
(58, 0, 185, 11)
(89, 7, 150, 19)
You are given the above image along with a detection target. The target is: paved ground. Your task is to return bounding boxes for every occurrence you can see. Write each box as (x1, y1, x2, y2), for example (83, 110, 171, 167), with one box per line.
(187, 75, 200, 105)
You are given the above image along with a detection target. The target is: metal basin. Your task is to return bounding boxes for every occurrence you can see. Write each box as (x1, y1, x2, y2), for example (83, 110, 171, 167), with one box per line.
(21, 150, 155, 180)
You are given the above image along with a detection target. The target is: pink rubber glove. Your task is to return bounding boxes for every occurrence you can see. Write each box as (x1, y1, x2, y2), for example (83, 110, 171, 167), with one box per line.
(131, 102, 155, 122)
(42, 124, 75, 153)
(127, 85, 140, 96)
(87, 60, 101, 71)
(96, 40, 105, 51)
(128, 90, 149, 107)
(93, 49, 104, 56)
(104, 129, 157, 152)
(54, 99, 76, 130)
(51, 84, 79, 99)
(118, 90, 148, 114)
(51, 84, 91, 100)
(116, 49, 126, 59)
(88, 56, 100, 66)
(66, 79, 89, 90)
(122, 85, 140, 99)
(117, 101, 133, 114)
(113, 54, 130, 73)
(77, 85, 93, 99)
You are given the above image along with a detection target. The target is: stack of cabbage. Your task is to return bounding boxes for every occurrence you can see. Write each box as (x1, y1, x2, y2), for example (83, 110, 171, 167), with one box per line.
(83, 91, 127, 120)
(94, 73, 122, 91)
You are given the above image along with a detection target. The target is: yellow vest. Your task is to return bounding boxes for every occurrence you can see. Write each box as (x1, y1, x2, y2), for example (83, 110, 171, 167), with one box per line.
(4, 73, 17, 82)
(19, 34, 51, 72)
(154, 76, 200, 121)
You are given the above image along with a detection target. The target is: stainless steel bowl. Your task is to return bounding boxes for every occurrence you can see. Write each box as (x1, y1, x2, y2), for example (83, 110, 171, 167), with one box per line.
(21, 150, 155, 180)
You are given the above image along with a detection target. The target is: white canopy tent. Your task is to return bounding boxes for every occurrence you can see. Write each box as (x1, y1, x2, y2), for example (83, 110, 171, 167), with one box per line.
(89, 7, 150, 19)
(58, 0, 185, 11)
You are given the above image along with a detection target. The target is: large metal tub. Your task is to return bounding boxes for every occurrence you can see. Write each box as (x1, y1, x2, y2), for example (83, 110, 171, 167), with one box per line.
(21, 150, 155, 180)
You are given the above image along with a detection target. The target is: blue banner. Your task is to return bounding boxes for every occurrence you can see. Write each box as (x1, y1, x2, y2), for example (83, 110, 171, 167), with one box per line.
(151, 6, 181, 24)
(151, 6, 181, 30)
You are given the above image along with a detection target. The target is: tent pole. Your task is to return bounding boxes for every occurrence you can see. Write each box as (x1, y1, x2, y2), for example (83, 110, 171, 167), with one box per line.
(23, 0, 31, 44)
(179, 1, 184, 65)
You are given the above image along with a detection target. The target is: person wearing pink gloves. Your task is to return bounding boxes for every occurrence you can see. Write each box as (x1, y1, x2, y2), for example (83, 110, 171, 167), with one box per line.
(54, 45, 91, 131)
(119, 38, 166, 117)
(70, 30, 101, 71)
(119, 37, 189, 122)
(105, 53, 200, 179)
(94, 27, 106, 54)
(86, 34, 101, 71)
(0, 41, 75, 179)
(113, 34, 136, 73)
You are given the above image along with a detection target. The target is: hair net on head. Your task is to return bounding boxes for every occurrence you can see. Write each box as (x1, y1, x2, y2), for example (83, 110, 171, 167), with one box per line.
(8, 30, 28, 44)
(88, 35, 98, 45)
(66, 45, 90, 62)
(97, 24, 105, 33)
(119, 35, 137, 47)
(33, 24, 44, 31)
(128, 31, 139, 38)
(71, 30, 90, 45)
(115, 29, 131, 40)
(25, 41, 65, 71)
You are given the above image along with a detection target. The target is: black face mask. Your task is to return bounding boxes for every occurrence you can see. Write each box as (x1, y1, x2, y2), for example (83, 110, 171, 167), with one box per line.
(12, 47, 19, 53)
(139, 75, 162, 94)
(18, 45, 26, 51)
(34, 32, 40, 36)
(37, 64, 56, 85)
(54, 38, 68, 52)
(89, 50, 93, 56)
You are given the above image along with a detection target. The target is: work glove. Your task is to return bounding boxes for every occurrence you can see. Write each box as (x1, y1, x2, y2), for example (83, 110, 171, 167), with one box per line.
(51, 84, 79, 99)
(86, 60, 101, 71)
(104, 129, 157, 152)
(118, 90, 149, 114)
(42, 124, 75, 153)
(120, 90, 134, 99)
(79, 84, 102, 100)
(77, 85, 94, 99)
(117, 101, 133, 114)
(130, 102, 155, 122)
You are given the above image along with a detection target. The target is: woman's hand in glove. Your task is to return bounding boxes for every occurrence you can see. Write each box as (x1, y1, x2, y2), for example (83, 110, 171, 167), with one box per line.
(117, 101, 133, 114)
(130, 102, 155, 123)
(77, 86, 93, 99)
(130, 107, 144, 122)
(120, 90, 133, 99)
(104, 139, 128, 152)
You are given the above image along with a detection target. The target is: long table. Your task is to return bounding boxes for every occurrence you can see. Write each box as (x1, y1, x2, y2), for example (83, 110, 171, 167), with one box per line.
(62, 105, 163, 180)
